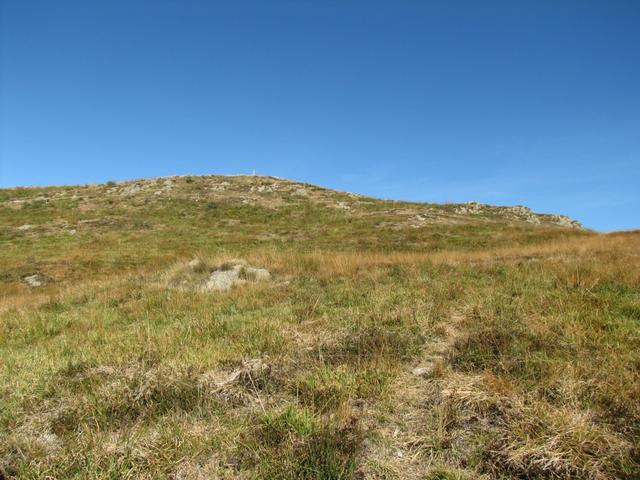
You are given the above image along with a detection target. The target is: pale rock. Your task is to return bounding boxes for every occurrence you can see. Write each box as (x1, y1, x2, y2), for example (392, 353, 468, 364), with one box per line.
(24, 274, 44, 288)
(412, 365, 434, 377)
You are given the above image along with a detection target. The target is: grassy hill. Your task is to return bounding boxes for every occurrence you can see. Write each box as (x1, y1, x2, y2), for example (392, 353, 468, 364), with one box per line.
(1, 175, 638, 479)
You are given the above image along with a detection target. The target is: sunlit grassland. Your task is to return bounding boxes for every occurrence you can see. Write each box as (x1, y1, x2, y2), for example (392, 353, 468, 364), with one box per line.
(0, 178, 638, 478)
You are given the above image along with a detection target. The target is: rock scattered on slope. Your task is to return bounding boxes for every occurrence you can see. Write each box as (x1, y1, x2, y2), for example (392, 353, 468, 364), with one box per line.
(167, 258, 271, 292)
(411, 365, 434, 377)
(452, 201, 582, 228)
(547, 214, 582, 228)
(205, 262, 271, 291)
(121, 183, 145, 195)
(153, 179, 175, 195)
(23, 274, 44, 288)
(204, 267, 240, 291)
(506, 205, 541, 224)
(455, 201, 483, 215)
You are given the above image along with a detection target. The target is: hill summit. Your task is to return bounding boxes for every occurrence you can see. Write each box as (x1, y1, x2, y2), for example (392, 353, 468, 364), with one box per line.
(5, 174, 582, 238)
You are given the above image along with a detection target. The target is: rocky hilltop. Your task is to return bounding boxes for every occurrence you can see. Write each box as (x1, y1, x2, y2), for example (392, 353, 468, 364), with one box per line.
(4, 174, 582, 237)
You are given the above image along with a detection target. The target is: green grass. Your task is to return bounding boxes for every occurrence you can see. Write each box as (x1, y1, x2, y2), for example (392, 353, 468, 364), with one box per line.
(1, 175, 638, 479)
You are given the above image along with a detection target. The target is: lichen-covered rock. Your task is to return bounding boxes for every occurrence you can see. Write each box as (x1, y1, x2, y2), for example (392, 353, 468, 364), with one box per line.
(548, 214, 582, 228)
(203, 263, 271, 291)
(23, 274, 44, 287)
(204, 265, 244, 291)
(412, 365, 434, 377)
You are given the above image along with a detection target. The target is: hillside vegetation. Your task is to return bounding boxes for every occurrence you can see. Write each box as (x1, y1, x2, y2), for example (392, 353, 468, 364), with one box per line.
(1, 175, 638, 479)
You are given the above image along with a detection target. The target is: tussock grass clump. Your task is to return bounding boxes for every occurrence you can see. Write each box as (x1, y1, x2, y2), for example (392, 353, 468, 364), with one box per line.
(36, 360, 224, 434)
(241, 405, 363, 479)
(294, 366, 389, 413)
(325, 323, 425, 364)
(484, 402, 637, 480)
(424, 372, 637, 479)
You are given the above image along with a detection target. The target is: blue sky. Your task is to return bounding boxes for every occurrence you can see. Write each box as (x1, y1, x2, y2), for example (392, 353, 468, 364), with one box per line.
(1, 1, 638, 231)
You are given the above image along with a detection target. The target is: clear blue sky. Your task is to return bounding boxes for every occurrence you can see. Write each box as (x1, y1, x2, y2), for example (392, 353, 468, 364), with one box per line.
(1, 1, 639, 231)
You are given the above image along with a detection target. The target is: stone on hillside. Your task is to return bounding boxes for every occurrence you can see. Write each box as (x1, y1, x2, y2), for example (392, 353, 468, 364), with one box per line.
(23, 274, 44, 288)
(510, 205, 532, 215)
(412, 365, 434, 377)
(508, 205, 541, 224)
(121, 183, 146, 195)
(202, 262, 271, 291)
(549, 214, 582, 228)
(205, 265, 244, 291)
(250, 185, 275, 193)
(455, 201, 483, 215)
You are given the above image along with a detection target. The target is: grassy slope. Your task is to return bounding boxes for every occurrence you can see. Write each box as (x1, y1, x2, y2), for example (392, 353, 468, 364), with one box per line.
(0, 176, 638, 479)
